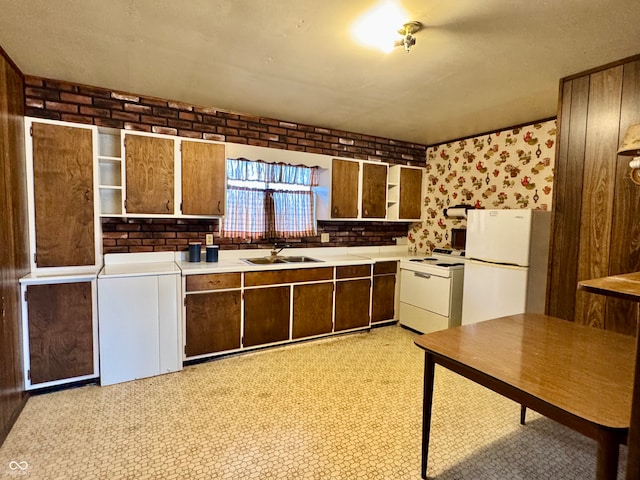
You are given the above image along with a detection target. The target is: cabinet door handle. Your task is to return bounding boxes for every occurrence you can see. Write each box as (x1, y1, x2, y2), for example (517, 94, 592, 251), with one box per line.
(166, 200, 171, 212)
(217, 201, 221, 213)
(414, 272, 431, 279)
(85, 190, 91, 202)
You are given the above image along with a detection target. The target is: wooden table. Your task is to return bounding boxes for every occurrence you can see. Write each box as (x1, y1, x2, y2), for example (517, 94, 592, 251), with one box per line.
(414, 313, 636, 480)
(578, 273, 640, 480)
(578, 272, 640, 303)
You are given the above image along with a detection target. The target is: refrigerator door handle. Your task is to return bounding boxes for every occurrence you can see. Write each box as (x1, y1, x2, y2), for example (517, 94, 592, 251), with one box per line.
(467, 257, 523, 268)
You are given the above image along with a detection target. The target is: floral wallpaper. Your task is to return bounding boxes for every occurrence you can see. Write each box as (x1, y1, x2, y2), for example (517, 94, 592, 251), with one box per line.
(408, 119, 557, 253)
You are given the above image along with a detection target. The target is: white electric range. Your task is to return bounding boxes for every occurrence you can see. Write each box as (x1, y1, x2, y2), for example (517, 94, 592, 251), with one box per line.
(398, 249, 465, 334)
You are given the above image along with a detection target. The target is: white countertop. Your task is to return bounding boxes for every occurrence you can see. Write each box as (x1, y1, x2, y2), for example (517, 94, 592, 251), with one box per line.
(176, 245, 413, 274)
(19, 268, 100, 284)
(356, 252, 416, 261)
(20, 246, 414, 282)
(100, 261, 180, 278)
(97, 252, 180, 278)
(176, 253, 374, 275)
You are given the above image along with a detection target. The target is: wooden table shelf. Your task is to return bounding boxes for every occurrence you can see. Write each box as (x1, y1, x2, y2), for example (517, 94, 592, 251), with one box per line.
(578, 272, 640, 303)
(578, 272, 640, 480)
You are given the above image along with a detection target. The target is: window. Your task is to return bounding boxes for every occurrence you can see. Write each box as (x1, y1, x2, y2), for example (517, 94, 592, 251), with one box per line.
(223, 158, 319, 239)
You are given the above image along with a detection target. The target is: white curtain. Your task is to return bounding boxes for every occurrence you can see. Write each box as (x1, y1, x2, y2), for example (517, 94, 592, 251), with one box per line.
(222, 158, 318, 239)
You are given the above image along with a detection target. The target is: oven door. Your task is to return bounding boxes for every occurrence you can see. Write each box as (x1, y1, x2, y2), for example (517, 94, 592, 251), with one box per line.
(399, 269, 451, 317)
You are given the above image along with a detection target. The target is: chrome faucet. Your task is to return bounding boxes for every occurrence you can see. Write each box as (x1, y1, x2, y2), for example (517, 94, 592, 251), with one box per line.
(270, 243, 289, 258)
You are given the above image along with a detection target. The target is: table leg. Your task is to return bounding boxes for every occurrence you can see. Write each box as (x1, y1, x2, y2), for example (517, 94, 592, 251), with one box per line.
(595, 430, 619, 480)
(421, 353, 435, 480)
(625, 310, 640, 480)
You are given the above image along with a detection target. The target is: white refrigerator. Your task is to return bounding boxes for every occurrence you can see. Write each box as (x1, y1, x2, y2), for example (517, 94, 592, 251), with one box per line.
(461, 209, 552, 325)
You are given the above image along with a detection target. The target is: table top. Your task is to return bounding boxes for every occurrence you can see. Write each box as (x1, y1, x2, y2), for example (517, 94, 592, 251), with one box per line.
(414, 313, 636, 429)
(578, 272, 640, 302)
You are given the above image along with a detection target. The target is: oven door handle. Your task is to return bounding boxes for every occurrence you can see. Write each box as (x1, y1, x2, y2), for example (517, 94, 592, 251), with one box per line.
(414, 272, 432, 279)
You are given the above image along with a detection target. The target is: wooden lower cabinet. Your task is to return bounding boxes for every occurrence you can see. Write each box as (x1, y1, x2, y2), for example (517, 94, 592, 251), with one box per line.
(372, 261, 397, 323)
(372, 275, 396, 322)
(335, 278, 372, 331)
(244, 286, 291, 347)
(185, 290, 241, 357)
(183, 264, 377, 356)
(24, 280, 96, 387)
(292, 283, 334, 339)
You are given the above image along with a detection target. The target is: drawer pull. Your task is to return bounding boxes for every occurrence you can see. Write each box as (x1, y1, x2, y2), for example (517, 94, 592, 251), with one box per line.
(414, 272, 431, 279)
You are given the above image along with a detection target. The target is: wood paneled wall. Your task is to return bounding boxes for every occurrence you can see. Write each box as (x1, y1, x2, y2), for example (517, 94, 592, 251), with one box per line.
(0, 47, 28, 445)
(547, 55, 640, 335)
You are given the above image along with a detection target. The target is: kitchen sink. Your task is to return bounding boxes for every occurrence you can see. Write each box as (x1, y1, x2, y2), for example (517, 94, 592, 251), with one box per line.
(279, 256, 322, 263)
(242, 255, 323, 265)
(242, 257, 288, 265)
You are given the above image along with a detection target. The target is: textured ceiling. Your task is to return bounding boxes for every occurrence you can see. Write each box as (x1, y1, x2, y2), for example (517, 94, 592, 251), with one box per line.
(2, 0, 640, 145)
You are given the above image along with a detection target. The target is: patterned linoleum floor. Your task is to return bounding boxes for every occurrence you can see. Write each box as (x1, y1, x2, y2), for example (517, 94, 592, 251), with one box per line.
(0, 325, 627, 479)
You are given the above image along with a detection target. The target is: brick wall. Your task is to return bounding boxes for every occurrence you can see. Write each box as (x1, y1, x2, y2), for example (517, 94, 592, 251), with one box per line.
(24, 76, 424, 253)
(101, 218, 413, 253)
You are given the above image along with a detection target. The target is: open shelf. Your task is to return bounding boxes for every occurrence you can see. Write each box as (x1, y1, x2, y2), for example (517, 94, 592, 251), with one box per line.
(97, 128, 123, 215)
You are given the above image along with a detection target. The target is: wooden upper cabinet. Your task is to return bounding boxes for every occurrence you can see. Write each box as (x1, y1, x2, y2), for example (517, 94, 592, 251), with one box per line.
(181, 141, 226, 216)
(362, 162, 387, 218)
(124, 134, 174, 214)
(331, 159, 359, 218)
(31, 122, 95, 267)
(399, 167, 422, 220)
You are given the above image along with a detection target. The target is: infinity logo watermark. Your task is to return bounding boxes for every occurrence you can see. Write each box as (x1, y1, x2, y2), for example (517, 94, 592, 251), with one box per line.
(8, 461, 29, 474)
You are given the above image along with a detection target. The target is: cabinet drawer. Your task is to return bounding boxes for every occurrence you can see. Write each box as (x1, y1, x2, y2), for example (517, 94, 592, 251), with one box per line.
(186, 273, 241, 292)
(400, 270, 451, 317)
(244, 267, 333, 287)
(373, 261, 398, 276)
(399, 302, 452, 334)
(336, 264, 371, 279)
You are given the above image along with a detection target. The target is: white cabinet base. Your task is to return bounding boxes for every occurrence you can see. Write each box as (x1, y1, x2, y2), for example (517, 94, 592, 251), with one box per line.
(98, 273, 181, 386)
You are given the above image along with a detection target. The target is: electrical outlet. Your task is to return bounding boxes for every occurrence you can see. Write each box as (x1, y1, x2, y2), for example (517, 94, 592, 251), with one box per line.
(205, 234, 214, 245)
(321, 233, 330, 243)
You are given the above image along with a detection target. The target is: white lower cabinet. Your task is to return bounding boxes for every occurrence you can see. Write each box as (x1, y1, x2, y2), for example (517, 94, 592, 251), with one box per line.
(98, 268, 181, 386)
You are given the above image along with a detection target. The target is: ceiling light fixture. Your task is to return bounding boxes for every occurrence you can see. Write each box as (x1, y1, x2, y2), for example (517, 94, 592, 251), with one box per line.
(351, 1, 407, 53)
(395, 21, 422, 53)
